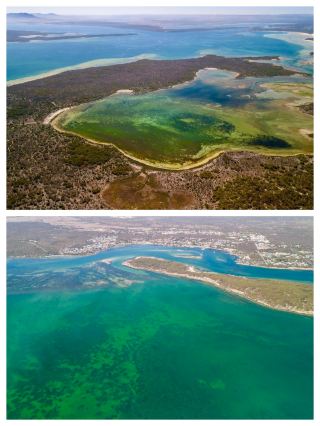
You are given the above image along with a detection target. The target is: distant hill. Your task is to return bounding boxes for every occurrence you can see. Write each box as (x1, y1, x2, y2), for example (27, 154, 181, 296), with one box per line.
(7, 13, 38, 19)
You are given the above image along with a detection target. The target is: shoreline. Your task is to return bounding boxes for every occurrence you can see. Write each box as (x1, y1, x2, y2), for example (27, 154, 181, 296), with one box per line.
(123, 257, 313, 316)
(7, 243, 314, 272)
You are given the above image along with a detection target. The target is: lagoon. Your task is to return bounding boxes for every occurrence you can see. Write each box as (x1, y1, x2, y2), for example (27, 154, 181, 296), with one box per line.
(54, 69, 313, 169)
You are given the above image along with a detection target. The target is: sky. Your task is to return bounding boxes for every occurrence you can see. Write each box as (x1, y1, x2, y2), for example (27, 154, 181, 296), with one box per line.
(7, 6, 313, 15)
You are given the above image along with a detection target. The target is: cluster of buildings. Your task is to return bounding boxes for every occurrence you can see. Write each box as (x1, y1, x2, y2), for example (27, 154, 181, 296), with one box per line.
(58, 224, 313, 270)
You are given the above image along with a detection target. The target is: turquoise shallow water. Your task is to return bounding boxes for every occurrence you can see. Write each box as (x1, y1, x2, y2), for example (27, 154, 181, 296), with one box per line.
(7, 21, 312, 81)
(7, 246, 313, 419)
(7, 245, 314, 283)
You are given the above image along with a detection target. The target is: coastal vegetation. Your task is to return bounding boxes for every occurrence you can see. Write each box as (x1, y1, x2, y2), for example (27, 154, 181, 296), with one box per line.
(66, 140, 114, 166)
(125, 257, 313, 315)
(211, 157, 313, 210)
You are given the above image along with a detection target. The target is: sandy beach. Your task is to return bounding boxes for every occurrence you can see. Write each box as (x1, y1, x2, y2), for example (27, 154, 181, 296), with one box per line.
(43, 107, 71, 125)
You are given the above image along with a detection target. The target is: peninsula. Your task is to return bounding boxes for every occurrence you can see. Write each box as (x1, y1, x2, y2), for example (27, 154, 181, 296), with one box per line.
(124, 257, 313, 316)
(7, 55, 297, 99)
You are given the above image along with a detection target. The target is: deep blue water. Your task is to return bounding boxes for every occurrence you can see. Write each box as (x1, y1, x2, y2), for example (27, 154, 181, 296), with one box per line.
(7, 245, 313, 283)
(7, 21, 309, 81)
(170, 77, 256, 107)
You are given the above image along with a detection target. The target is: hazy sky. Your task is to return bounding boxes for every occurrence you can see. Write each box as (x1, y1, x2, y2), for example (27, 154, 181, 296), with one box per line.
(7, 6, 313, 15)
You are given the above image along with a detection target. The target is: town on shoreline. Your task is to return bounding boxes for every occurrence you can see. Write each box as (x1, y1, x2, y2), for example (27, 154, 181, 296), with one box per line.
(7, 217, 313, 271)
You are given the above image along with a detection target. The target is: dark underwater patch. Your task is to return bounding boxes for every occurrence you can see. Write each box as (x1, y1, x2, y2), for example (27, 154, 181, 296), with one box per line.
(248, 135, 291, 148)
(173, 112, 235, 133)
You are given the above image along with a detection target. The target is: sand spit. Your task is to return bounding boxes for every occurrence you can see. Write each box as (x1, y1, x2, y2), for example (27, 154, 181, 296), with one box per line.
(123, 257, 313, 316)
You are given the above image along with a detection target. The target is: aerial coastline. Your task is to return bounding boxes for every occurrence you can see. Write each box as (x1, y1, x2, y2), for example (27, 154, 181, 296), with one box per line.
(7, 12, 314, 209)
(6, 214, 313, 419)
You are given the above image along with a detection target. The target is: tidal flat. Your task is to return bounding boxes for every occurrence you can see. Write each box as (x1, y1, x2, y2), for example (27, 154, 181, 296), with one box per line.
(7, 245, 313, 419)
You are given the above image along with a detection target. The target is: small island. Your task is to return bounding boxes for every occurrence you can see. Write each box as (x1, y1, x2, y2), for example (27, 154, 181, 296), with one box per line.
(124, 256, 313, 316)
(7, 29, 137, 43)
